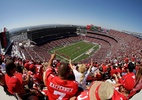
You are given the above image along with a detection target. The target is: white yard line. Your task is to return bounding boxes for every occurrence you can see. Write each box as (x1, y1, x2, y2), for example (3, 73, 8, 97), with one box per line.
(54, 41, 83, 51)
(53, 41, 99, 62)
(72, 45, 97, 61)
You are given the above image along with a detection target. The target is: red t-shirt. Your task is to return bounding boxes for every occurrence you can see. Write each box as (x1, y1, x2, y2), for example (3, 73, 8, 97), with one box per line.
(45, 68, 78, 100)
(112, 90, 128, 100)
(14, 72, 23, 84)
(5, 72, 23, 94)
(119, 72, 136, 91)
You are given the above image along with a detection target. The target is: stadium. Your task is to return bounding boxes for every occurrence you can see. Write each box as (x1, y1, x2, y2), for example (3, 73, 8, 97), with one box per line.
(1, 24, 142, 63)
(1, 24, 142, 100)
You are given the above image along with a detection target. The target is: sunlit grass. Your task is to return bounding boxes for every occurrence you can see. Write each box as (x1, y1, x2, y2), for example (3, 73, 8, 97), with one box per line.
(50, 41, 99, 62)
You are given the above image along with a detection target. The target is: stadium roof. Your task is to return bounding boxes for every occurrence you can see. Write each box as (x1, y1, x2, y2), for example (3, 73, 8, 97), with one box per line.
(9, 24, 81, 33)
(27, 24, 77, 31)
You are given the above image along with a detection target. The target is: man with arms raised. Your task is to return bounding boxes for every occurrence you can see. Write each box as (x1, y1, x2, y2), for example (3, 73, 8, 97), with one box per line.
(43, 52, 78, 100)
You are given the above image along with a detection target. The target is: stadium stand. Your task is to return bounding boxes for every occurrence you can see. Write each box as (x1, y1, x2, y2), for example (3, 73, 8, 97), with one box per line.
(1, 24, 142, 100)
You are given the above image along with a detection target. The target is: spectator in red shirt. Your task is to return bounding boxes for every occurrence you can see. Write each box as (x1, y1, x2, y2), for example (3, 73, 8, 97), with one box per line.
(124, 56, 129, 64)
(113, 62, 136, 98)
(43, 53, 78, 100)
(101, 63, 107, 73)
(35, 60, 44, 83)
(5, 60, 42, 100)
(129, 64, 142, 98)
(110, 65, 122, 77)
(118, 62, 136, 91)
(5, 60, 25, 95)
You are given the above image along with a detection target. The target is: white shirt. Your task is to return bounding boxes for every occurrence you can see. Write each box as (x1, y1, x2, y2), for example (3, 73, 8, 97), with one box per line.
(73, 69, 90, 89)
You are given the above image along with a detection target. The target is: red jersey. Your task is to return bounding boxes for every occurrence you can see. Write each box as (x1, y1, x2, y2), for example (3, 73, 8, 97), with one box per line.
(35, 64, 43, 73)
(35, 64, 43, 81)
(45, 68, 78, 100)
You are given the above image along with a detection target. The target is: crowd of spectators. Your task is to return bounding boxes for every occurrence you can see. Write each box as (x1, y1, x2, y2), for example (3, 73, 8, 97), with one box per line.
(1, 50, 142, 100)
(1, 30, 142, 100)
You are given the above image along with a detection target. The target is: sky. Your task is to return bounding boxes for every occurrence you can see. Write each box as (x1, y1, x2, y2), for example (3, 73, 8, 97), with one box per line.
(0, 0, 142, 33)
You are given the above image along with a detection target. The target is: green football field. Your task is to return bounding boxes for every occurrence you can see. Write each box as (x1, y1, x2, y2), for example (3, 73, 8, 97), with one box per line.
(50, 41, 99, 63)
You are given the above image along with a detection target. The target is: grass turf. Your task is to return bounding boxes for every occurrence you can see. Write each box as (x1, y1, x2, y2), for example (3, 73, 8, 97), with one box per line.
(50, 41, 99, 63)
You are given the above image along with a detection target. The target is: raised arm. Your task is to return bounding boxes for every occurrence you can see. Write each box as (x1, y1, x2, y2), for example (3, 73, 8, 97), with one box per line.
(88, 58, 93, 72)
(47, 52, 56, 68)
(43, 52, 56, 85)
(69, 59, 74, 70)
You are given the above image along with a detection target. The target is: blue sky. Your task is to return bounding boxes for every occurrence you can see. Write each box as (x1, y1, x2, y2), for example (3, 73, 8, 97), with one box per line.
(0, 0, 142, 33)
